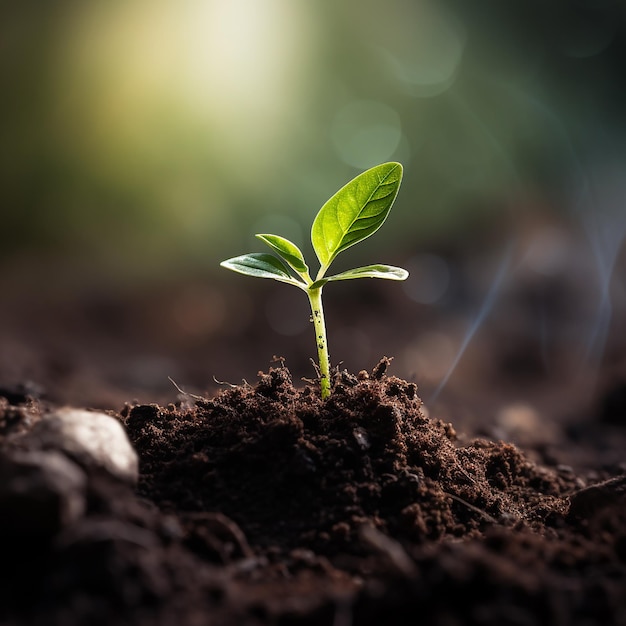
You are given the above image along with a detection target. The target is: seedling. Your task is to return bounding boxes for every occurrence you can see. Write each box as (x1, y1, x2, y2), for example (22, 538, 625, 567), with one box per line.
(220, 162, 408, 399)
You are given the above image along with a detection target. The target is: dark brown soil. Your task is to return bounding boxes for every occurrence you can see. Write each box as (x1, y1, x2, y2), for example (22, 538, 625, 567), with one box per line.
(2, 359, 626, 626)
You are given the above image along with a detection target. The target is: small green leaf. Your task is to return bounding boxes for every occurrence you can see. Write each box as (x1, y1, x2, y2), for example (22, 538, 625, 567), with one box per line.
(256, 234, 309, 276)
(326, 264, 409, 282)
(310, 265, 408, 289)
(220, 253, 303, 286)
(311, 162, 403, 272)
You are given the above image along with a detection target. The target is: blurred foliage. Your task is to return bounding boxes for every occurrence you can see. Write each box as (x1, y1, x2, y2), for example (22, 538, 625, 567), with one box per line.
(2, 0, 626, 279)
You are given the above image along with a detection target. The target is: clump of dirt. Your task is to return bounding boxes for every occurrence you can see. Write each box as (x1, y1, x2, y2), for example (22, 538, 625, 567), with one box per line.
(2, 360, 626, 625)
(124, 360, 577, 558)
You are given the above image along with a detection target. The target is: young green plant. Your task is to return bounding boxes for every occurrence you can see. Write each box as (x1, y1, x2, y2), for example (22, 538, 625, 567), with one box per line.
(220, 162, 408, 399)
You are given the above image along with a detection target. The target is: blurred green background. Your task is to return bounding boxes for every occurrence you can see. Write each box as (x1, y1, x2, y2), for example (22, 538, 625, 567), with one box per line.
(3, 0, 626, 278)
(2, 0, 626, 407)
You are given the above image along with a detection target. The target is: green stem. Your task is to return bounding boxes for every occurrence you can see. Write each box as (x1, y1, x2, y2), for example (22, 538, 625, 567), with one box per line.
(307, 286, 331, 399)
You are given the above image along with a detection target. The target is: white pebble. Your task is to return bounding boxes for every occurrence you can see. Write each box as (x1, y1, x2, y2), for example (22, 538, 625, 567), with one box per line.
(26, 408, 138, 484)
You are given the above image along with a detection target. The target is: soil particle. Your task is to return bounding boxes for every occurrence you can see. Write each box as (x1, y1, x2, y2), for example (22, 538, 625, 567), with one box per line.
(568, 475, 626, 519)
(0, 449, 86, 540)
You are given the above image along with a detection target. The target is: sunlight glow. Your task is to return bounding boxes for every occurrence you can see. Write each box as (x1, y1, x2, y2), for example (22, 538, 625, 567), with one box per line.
(55, 0, 318, 185)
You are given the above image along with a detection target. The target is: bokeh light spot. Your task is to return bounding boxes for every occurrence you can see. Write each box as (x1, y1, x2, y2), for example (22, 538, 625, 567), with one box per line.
(402, 254, 450, 305)
(331, 100, 403, 169)
(558, 14, 616, 59)
(377, 2, 466, 97)
(403, 331, 456, 385)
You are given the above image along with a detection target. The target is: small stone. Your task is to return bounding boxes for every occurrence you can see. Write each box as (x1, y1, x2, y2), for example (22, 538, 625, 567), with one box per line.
(352, 427, 371, 451)
(24, 408, 138, 484)
(0, 450, 86, 539)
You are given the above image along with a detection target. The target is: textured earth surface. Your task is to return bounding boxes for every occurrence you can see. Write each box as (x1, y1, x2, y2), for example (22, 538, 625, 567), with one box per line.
(1, 357, 626, 626)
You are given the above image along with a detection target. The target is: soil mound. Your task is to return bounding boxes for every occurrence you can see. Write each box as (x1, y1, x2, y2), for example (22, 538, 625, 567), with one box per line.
(125, 362, 575, 554)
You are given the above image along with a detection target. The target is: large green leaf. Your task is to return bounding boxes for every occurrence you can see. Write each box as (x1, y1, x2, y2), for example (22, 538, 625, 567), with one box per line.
(311, 264, 408, 288)
(220, 253, 303, 286)
(256, 234, 309, 276)
(311, 162, 403, 272)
